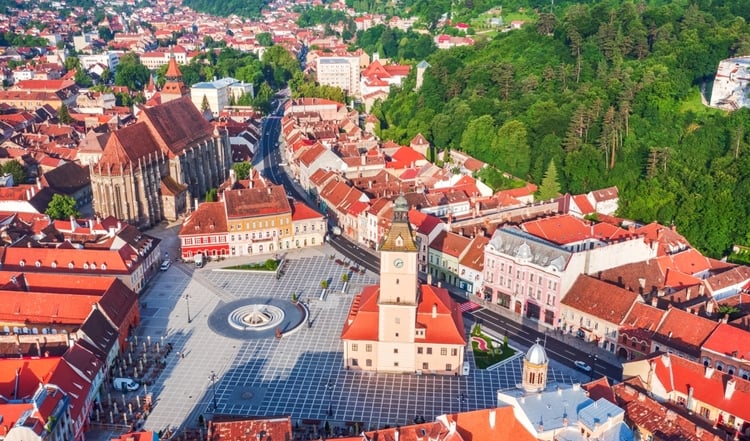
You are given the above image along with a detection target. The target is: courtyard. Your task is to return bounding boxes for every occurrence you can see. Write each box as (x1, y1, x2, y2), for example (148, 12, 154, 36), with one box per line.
(134, 244, 580, 434)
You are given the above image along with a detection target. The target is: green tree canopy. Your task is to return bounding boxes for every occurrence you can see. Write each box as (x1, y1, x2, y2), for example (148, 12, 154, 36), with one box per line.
(1, 160, 25, 185)
(232, 162, 252, 180)
(45, 194, 80, 220)
(114, 53, 150, 91)
(537, 160, 561, 201)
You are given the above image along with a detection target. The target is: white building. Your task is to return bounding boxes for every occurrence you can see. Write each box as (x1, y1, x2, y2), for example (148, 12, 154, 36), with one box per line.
(190, 77, 254, 116)
(710, 56, 750, 110)
(316, 57, 360, 96)
(79, 52, 120, 71)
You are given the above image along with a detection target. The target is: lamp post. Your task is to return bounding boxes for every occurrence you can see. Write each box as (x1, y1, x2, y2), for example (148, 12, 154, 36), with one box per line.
(185, 294, 191, 323)
(326, 380, 334, 417)
(589, 354, 598, 381)
(209, 371, 218, 412)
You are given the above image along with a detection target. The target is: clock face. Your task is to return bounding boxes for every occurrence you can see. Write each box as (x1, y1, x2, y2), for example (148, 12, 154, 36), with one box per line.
(393, 258, 404, 268)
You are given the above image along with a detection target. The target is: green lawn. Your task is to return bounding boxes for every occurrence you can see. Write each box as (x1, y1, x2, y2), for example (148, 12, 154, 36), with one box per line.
(471, 333, 516, 369)
(224, 259, 279, 271)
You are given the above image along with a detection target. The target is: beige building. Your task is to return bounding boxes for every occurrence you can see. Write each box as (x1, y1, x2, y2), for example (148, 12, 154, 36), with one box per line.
(341, 195, 466, 375)
(316, 56, 360, 96)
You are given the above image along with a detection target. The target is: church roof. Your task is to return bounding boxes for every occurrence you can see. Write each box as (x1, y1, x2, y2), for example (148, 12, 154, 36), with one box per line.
(380, 196, 417, 251)
(139, 96, 213, 156)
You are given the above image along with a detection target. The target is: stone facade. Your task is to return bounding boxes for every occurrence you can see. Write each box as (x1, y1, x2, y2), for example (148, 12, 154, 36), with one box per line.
(90, 96, 230, 227)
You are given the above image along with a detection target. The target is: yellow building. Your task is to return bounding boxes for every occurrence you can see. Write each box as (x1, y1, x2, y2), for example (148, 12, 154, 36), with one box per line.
(341, 195, 467, 375)
(223, 185, 293, 256)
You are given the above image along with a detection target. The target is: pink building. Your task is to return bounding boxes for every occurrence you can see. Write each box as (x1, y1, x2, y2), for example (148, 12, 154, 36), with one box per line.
(482, 217, 656, 328)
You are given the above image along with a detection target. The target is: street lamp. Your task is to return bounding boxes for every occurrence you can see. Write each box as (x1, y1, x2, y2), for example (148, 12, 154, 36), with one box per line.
(209, 371, 218, 412)
(589, 354, 598, 381)
(326, 380, 334, 417)
(184, 294, 191, 323)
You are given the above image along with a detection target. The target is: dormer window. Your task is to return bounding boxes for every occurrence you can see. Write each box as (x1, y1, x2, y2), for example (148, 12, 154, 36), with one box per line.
(395, 235, 403, 247)
(68, 262, 74, 269)
(35, 260, 41, 268)
(19, 260, 25, 267)
(51, 261, 57, 269)
(101, 263, 107, 270)
(83, 263, 89, 270)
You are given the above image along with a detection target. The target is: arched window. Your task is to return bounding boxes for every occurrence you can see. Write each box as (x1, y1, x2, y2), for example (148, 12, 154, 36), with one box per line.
(69, 262, 74, 269)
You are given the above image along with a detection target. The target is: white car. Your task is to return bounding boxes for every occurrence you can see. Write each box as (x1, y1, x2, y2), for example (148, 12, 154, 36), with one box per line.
(574, 360, 592, 372)
(160, 260, 171, 271)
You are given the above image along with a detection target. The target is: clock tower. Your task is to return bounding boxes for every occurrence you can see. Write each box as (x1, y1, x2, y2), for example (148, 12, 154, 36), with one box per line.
(378, 195, 418, 304)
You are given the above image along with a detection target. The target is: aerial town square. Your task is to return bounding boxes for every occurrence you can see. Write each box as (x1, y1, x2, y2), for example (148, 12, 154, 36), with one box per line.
(2, 0, 750, 440)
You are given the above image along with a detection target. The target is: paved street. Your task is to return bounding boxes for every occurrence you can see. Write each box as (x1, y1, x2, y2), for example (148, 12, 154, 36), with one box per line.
(134, 243, 582, 434)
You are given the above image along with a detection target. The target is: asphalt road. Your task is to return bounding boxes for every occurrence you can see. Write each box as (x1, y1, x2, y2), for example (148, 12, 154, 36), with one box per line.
(258, 102, 623, 382)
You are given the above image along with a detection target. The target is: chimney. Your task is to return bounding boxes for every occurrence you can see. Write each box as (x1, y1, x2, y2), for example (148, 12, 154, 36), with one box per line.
(432, 303, 437, 318)
(687, 386, 695, 411)
(70, 214, 76, 230)
(726, 378, 737, 400)
(427, 273, 432, 285)
(448, 421, 456, 434)
(230, 168, 236, 185)
(686, 288, 691, 301)
(395, 428, 399, 441)
(705, 366, 715, 378)
(489, 409, 496, 429)
(699, 284, 705, 295)
(657, 228, 664, 240)
(36, 177, 42, 189)
(722, 314, 730, 324)
(361, 154, 366, 165)
(651, 296, 658, 307)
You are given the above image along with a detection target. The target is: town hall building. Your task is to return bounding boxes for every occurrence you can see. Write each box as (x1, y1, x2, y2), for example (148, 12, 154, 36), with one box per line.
(341, 195, 466, 375)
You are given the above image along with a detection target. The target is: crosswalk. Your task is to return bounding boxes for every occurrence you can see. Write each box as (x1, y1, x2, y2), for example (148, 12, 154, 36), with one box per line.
(459, 301, 482, 313)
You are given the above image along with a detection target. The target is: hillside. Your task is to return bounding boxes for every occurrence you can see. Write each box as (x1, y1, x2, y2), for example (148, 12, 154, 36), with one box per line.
(373, 1, 750, 258)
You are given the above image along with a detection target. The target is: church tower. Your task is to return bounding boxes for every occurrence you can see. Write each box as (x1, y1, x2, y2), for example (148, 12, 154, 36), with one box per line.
(161, 55, 188, 103)
(522, 339, 549, 393)
(376, 195, 418, 372)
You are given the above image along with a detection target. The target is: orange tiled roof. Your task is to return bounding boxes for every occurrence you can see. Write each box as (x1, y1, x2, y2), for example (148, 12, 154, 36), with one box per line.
(561, 275, 642, 325)
(652, 308, 718, 356)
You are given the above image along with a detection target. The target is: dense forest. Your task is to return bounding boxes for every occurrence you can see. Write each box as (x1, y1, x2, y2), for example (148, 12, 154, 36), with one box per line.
(373, 0, 750, 258)
(181, 0, 268, 19)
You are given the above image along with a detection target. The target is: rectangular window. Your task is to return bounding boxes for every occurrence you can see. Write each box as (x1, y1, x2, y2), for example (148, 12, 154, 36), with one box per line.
(394, 362, 399, 367)
(422, 362, 429, 370)
(393, 348, 398, 354)
(417, 347, 423, 354)
(351, 358, 358, 366)
(529, 274, 534, 282)
(451, 348, 458, 356)
(427, 348, 432, 355)
(445, 364, 452, 371)
(351, 344, 358, 351)
(366, 344, 372, 352)
(441, 348, 447, 356)
(366, 359, 372, 367)
(395, 317, 400, 324)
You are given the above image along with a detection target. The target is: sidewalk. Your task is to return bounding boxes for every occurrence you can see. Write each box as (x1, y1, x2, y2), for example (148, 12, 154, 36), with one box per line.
(447, 286, 621, 367)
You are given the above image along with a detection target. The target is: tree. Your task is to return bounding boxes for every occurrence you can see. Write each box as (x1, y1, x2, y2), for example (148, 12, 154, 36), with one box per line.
(1, 160, 25, 185)
(256, 32, 273, 47)
(45, 194, 80, 220)
(493, 120, 530, 178)
(537, 160, 561, 201)
(58, 105, 73, 124)
(114, 53, 150, 91)
(200, 94, 210, 112)
(232, 162, 252, 180)
(204, 188, 217, 202)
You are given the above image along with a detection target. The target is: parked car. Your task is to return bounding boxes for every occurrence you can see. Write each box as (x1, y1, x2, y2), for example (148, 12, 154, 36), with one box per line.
(113, 377, 139, 392)
(160, 260, 171, 271)
(574, 360, 592, 372)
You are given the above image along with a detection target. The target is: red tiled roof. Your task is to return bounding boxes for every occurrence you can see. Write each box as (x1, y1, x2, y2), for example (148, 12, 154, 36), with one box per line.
(179, 202, 228, 236)
(652, 308, 718, 356)
(651, 353, 750, 422)
(291, 200, 324, 221)
(207, 415, 292, 441)
(223, 186, 291, 219)
(0, 357, 60, 398)
(522, 214, 593, 245)
(430, 231, 472, 258)
(561, 275, 642, 325)
(416, 284, 466, 345)
(702, 323, 750, 360)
